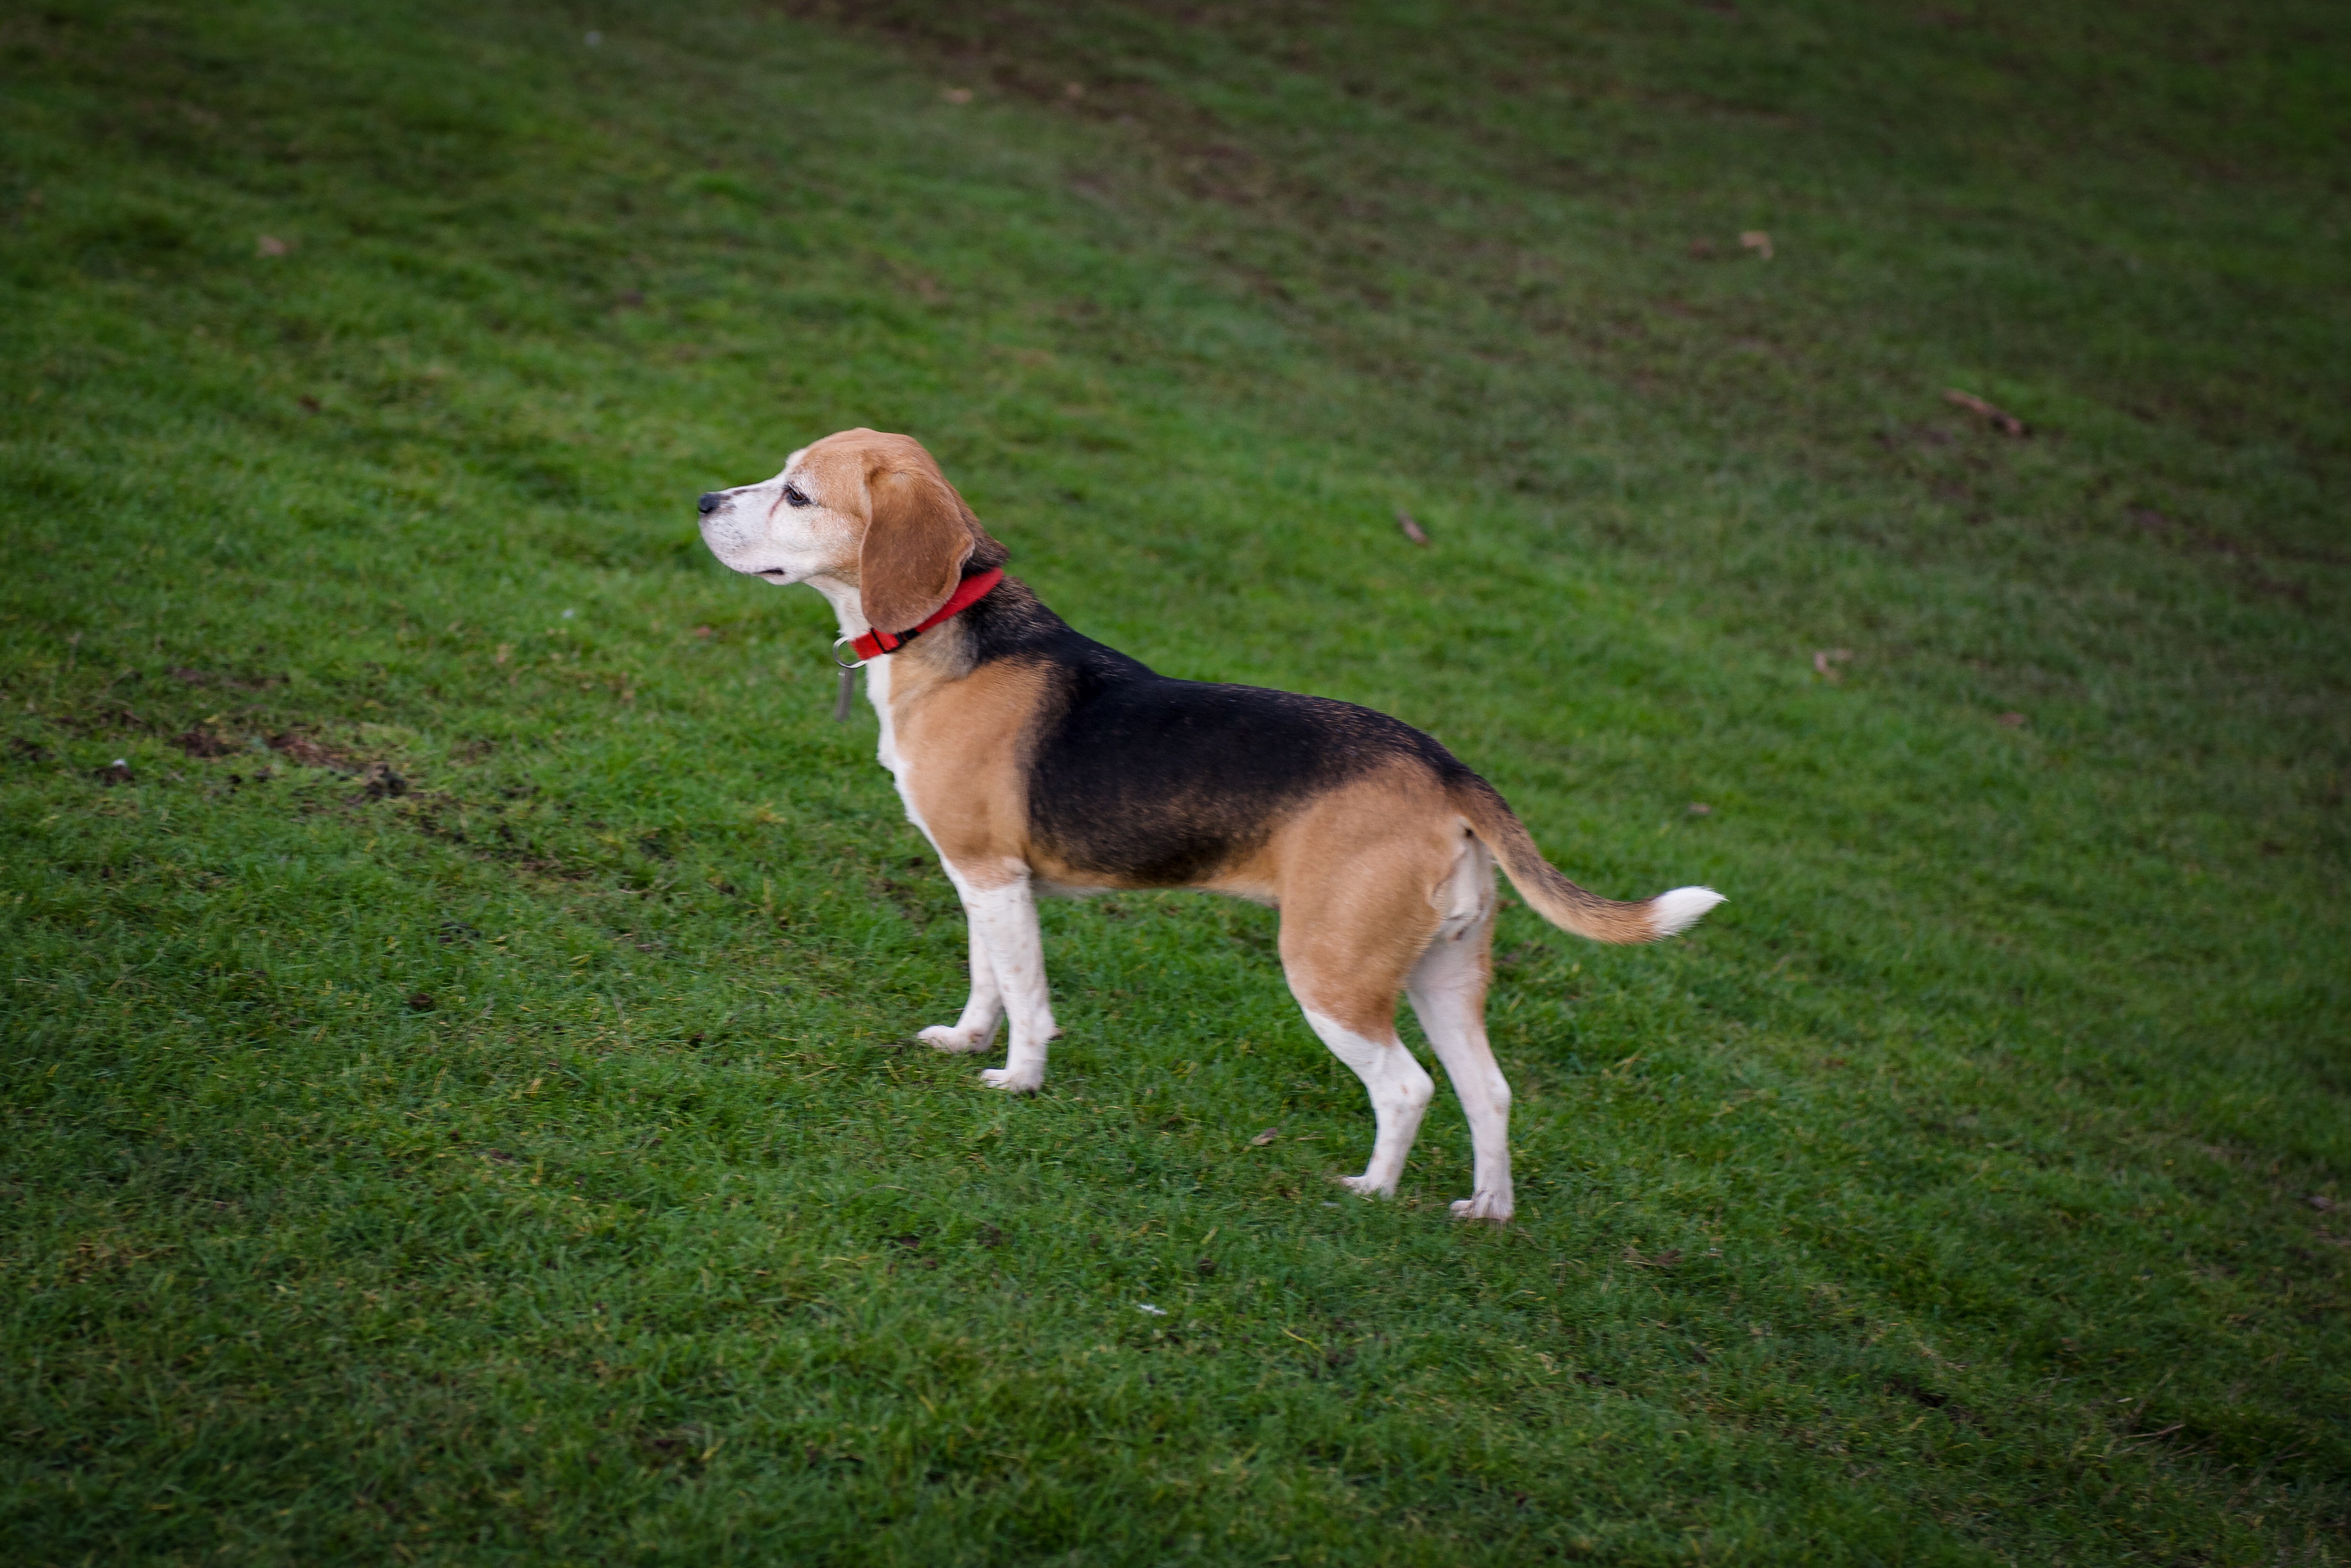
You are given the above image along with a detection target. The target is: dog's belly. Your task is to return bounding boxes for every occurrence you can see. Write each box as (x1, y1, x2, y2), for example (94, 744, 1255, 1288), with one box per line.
(1027, 873, 1117, 898)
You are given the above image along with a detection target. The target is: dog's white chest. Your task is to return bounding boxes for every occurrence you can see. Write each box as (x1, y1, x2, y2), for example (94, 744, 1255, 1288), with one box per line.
(864, 658, 932, 838)
(865, 657, 902, 773)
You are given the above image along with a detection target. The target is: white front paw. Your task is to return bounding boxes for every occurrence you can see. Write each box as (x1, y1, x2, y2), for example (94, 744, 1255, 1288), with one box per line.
(1336, 1173, 1394, 1199)
(919, 1023, 994, 1055)
(1449, 1191, 1513, 1224)
(979, 1066, 1042, 1093)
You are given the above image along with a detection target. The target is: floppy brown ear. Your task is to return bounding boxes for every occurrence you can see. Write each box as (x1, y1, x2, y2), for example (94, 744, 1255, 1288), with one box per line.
(859, 454, 976, 634)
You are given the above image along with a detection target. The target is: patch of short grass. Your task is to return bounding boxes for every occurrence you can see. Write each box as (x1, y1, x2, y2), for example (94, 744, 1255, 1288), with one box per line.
(2, 0, 2345, 1562)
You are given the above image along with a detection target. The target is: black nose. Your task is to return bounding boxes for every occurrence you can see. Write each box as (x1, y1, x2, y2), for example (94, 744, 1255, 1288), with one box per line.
(697, 491, 727, 515)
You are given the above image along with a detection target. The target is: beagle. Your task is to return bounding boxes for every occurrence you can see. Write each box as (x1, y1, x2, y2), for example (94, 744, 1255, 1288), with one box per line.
(697, 429, 1721, 1222)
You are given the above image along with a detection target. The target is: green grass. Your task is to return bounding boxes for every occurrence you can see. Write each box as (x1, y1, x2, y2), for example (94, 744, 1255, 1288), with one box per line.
(3, 0, 2347, 1561)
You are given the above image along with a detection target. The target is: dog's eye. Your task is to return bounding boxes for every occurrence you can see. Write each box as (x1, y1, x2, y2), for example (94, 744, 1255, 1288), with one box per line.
(782, 483, 812, 508)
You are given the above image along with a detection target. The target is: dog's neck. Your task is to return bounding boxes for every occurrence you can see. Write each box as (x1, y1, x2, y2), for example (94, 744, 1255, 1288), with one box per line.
(805, 573, 871, 643)
(801, 573, 980, 713)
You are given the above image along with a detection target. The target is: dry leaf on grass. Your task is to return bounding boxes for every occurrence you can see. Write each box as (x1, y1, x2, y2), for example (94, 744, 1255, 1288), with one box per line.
(1813, 648, 1853, 681)
(1739, 230, 1773, 260)
(1250, 1128, 1280, 1147)
(1944, 388, 2028, 437)
(1394, 508, 1429, 545)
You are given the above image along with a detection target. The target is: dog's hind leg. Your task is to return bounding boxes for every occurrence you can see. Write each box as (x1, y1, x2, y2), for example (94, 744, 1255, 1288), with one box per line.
(1298, 1006, 1435, 1199)
(1407, 840, 1513, 1223)
(1278, 858, 1439, 1200)
(919, 913, 1004, 1056)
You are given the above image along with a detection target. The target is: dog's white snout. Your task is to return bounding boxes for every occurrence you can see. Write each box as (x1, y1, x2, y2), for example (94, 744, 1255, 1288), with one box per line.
(695, 501, 762, 576)
(697, 491, 729, 515)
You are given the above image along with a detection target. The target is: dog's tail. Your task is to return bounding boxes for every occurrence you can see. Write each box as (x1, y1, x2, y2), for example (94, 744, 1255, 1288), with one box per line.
(1451, 775, 1723, 944)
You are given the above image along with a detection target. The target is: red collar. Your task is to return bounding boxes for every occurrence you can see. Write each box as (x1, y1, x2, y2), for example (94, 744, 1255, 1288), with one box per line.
(841, 567, 1004, 664)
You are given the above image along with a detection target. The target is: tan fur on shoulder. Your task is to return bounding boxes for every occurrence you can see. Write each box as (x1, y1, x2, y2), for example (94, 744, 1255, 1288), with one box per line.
(890, 657, 1049, 888)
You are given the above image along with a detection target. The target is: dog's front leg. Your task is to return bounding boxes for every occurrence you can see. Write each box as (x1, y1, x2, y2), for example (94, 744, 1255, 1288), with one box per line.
(919, 913, 1004, 1055)
(959, 874, 1056, 1092)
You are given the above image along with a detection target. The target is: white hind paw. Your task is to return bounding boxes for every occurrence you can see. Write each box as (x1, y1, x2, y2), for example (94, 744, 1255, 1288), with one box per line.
(979, 1065, 1041, 1093)
(1336, 1173, 1394, 1200)
(1449, 1191, 1513, 1224)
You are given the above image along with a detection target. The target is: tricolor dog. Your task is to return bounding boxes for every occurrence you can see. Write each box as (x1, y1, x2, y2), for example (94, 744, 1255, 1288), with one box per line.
(697, 429, 1722, 1222)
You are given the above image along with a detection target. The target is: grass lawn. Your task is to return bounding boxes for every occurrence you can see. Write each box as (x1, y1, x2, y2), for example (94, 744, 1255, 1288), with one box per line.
(3, 0, 2347, 1560)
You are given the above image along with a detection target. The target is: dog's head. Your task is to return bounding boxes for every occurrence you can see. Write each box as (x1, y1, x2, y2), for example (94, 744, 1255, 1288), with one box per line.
(696, 428, 1001, 633)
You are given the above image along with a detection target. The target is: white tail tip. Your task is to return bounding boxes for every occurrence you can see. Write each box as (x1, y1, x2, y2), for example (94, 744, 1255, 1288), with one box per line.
(1650, 885, 1726, 938)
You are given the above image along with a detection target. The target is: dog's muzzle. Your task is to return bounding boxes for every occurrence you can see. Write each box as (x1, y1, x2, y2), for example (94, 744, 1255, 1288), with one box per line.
(697, 491, 728, 515)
